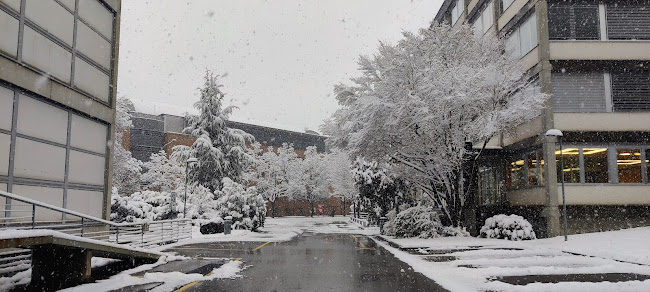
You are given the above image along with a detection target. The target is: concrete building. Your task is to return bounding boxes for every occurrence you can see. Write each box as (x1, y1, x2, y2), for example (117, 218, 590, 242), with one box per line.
(0, 0, 121, 220)
(435, 0, 650, 237)
(126, 112, 327, 161)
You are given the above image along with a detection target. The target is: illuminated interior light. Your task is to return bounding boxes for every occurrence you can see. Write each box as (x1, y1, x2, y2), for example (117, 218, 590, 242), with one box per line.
(583, 148, 607, 155)
(555, 148, 579, 155)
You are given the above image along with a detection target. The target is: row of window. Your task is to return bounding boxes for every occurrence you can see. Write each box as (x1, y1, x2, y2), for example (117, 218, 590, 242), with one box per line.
(478, 145, 650, 205)
(0, 0, 114, 103)
(552, 71, 650, 112)
(506, 145, 650, 189)
(0, 85, 107, 186)
(549, 0, 650, 40)
(506, 13, 537, 57)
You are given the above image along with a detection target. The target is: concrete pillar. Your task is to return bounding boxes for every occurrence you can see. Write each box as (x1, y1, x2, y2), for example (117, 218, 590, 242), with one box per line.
(537, 0, 562, 238)
(31, 247, 92, 290)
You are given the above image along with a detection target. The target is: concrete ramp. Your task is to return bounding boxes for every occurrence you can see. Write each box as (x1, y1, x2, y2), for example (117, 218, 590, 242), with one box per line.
(0, 232, 161, 290)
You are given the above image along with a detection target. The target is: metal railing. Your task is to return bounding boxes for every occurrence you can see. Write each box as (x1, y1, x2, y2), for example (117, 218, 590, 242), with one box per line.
(0, 190, 192, 248)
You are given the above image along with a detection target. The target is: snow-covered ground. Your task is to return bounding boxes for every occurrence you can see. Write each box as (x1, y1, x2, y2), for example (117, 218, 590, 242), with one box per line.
(376, 227, 650, 291)
(158, 215, 378, 250)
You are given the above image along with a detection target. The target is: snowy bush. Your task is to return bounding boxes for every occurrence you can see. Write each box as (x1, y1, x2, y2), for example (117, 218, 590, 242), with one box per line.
(382, 209, 398, 236)
(214, 178, 266, 231)
(392, 206, 468, 238)
(177, 184, 218, 220)
(480, 214, 537, 241)
(110, 188, 177, 222)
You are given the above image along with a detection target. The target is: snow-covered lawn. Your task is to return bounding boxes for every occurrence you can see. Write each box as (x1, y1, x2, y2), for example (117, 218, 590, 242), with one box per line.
(376, 227, 650, 292)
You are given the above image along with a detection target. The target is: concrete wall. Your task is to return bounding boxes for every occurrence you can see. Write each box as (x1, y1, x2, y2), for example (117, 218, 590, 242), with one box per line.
(550, 41, 650, 61)
(555, 113, 650, 132)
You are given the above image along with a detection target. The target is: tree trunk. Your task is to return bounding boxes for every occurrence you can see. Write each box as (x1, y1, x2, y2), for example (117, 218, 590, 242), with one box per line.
(271, 201, 276, 218)
(310, 200, 314, 217)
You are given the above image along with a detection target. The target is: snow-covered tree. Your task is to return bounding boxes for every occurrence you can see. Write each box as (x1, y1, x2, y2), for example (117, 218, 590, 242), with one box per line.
(172, 70, 255, 192)
(247, 143, 302, 217)
(112, 97, 142, 194)
(324, 149, 357, 216)
(176, 183, 217, 220)
(296, 146, 330, 217)
(324, 24, 548, 226)
(350, 157, 406, 220)
(214, 178, 266, 231)
(141, 150, 185, 193)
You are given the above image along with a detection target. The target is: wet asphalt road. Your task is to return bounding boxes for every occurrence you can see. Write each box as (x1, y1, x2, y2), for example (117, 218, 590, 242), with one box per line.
(166, 233, 447, 292)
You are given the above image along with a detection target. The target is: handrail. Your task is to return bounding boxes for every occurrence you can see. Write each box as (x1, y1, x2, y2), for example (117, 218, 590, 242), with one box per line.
(0, 190, 185, 228)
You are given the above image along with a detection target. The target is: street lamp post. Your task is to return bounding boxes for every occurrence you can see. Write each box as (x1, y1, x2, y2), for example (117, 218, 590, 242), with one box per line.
(546, 129, 568, 241)
(184, 157, 198, 218)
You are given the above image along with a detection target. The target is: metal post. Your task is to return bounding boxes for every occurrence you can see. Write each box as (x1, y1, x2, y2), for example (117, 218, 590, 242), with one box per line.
(559, 136, 568, 241)
(184, 166, 188, 219)
(81, 217, 84, 237)
(31, 205, 35, 229)
(116, 227, 119, 243)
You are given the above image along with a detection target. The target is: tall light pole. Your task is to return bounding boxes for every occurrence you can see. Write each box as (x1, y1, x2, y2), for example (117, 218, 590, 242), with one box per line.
(184, 157, 198, 218)
(546, 129, 568, 241)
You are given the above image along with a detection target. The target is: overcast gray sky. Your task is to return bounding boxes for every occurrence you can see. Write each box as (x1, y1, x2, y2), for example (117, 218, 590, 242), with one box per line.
(117, 0, 444, 133)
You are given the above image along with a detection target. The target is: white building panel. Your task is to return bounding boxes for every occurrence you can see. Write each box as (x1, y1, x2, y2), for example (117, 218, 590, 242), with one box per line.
(67, 189, 103, 218)
(0, 8, 19, 58)
(68, 150, 105, 186)
(17, 95, 68, 145)
(78, 0, 113, 40)
(0, 86, 13, 130)
(22, 26, 72, 83)
(70, 114, 107, 154)
(77, 21, 111, 69)
(14, 138, 66, 182)
(25, 0, 74, 45)
(74, 57, 110, 102)
(0, 133, 9, 176)
(12, 184, 63, 221)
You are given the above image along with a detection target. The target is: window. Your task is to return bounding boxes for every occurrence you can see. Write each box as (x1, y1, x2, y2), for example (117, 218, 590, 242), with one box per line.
(74, 57, 111, 102)
(70, 115, 108, 154)
(527, 152, 539, 186)
(478, 165, 502, 205)
(617, 148, 643, 183)
(0, 86, 13, 130)
(548, 0, 600, 40)
(25, 0, 75, 45)
(473, 1, 494, 35)
(14, 137, 66, 182)
(21, 26, 73, 83)
(0, 8, 19, 58)
(607, 1, 650, 40)
(611, 73, 650, 111)
(17, 95, 69, 145)
(451, 0, 465, 24)
(506, 13, 537, 57)
(502, 0, 514, 13)
(583, 148, 608, 183)
(552, 72, 606, 112)
(556, 148, 580, 183)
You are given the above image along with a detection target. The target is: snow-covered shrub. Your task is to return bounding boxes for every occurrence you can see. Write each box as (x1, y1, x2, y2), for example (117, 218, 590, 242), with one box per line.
(110, 189, 177, 222)
(177, 184, 218, 220)
(382, 209, 398, 236)
(392, 206, 467, 238)
(214, 178, 266, 231)
(480, 214, 537, 240)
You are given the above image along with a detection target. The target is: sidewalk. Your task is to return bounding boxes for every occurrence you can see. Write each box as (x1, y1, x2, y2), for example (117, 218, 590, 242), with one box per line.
(373, 227, 650, 291)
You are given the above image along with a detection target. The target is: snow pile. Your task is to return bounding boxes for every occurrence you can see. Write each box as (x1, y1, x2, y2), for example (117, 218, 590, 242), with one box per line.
(390, 206, 468, 238)
(214, 178, 266, 231)
(480, 214, 536, 241)
(59, 256, 243, 292)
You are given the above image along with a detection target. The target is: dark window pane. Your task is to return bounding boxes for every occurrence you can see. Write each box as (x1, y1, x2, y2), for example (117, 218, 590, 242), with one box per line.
(611, 73, 650, 111)
(556, 147, 580, 183)
(527, 152, 539, 186)
(584, 148, 608, 183)
(617, 148, 642, 183)
(606, 1, 650, 40)
(549, 1, 600, 40)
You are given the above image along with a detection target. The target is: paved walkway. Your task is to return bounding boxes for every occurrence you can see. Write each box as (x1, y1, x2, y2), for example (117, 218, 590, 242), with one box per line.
(166, 233, 446, 292)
